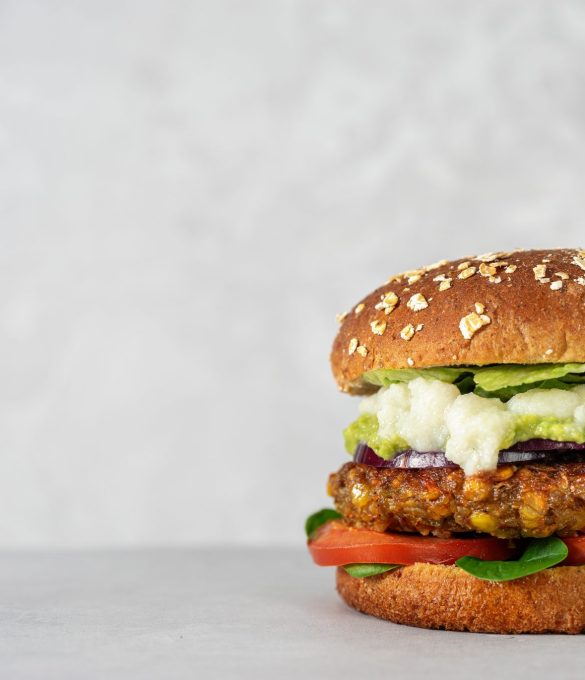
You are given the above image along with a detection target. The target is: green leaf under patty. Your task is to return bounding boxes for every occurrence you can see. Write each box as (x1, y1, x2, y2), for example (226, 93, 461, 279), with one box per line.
(456, 537, 568, 582)
(343, 563, 399, 578)
(305, 508, 342, 539)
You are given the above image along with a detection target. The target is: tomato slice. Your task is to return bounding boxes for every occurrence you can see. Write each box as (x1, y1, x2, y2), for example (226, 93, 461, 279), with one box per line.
(562, 535, 585, 566)
(308, 521, 518, 566)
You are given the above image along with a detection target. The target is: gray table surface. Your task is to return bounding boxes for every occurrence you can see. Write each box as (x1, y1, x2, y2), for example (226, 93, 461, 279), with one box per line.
(0, 547, 582, 679)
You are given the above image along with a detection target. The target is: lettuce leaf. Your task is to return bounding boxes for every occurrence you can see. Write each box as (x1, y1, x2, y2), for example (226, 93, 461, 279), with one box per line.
(474, 378, 581, 400)
(361, 363, 585, 400)
(362, 367, 470, 387)
(472, 363, 585, 391)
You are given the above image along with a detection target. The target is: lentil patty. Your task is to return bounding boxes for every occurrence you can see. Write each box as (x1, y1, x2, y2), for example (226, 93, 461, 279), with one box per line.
(329, 462, 585, 539)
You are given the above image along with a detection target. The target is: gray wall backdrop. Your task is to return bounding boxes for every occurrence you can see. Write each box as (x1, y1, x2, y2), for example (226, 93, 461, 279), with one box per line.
(2, 1, 585, 546)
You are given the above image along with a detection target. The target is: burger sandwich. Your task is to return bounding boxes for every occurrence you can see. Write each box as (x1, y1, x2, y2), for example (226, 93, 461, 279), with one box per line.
(306, 248, 585, 634)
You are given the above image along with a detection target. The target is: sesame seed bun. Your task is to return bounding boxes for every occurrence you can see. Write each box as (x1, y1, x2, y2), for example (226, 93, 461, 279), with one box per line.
(336, 563, 585, 634)
(331, 248, 585, 394)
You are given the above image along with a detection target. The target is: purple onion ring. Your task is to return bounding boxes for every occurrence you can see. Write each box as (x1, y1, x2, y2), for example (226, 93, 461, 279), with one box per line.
(354, 440, 585, 469)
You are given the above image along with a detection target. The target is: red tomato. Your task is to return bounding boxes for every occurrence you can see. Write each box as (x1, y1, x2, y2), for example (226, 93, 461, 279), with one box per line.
(562, 535, 585, 566)
(308, 521, 518, 566)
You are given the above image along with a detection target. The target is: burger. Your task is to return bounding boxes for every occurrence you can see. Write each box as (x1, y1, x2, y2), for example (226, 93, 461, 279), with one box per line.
(306, 248, 585, 634)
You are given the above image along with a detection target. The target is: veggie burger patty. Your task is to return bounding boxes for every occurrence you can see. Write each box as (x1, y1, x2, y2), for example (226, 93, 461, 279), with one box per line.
(329, 461, 585, 539)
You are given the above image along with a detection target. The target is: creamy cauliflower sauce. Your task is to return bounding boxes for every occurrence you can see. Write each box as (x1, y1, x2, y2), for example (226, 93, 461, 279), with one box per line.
(357, 378, 585, 475)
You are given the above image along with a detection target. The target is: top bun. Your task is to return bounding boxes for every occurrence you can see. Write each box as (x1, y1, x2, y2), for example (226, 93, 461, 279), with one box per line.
(331, 248, 585, 393)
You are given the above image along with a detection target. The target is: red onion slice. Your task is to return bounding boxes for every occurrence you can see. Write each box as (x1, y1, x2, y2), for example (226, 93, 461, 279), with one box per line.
(509, 439, 585, 451)
(353, 441, 585, 469)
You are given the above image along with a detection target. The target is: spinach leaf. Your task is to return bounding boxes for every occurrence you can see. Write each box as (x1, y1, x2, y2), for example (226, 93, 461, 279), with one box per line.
(456, 537, 568, 582)
(343, 563, 399, 578)
(305, 508, 342, 539)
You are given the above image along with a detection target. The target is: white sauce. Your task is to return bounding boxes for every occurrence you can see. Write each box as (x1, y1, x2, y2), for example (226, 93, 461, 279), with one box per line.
(507, 388, 581, 419)
(444, 393, 514, 475)
(401, 379, 460, 452)
(361, 378, 585, 475)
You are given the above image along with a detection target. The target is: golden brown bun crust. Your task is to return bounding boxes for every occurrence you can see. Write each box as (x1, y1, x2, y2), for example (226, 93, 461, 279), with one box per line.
(332, 248, 585, 393)
(336, 563, 585, 634)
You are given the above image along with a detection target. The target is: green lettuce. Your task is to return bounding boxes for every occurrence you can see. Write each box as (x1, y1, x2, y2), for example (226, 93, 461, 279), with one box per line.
(361, 363, 585, 400)
(474, 379, 578, 400)
(362, 367, 469, 387)
(472, 363, 585, 391)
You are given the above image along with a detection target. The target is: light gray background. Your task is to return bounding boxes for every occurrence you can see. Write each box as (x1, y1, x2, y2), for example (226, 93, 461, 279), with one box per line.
(3, 547, 584, 680)
(1, 0, 585, 547)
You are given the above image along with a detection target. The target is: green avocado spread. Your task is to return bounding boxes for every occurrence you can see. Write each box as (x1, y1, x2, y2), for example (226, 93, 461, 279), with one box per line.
(344, 406, 585, 460)
(344, 413, 407, 459)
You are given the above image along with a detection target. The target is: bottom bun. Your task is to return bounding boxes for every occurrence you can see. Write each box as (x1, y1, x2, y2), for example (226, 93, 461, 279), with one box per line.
(336, 563, 585, 634)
